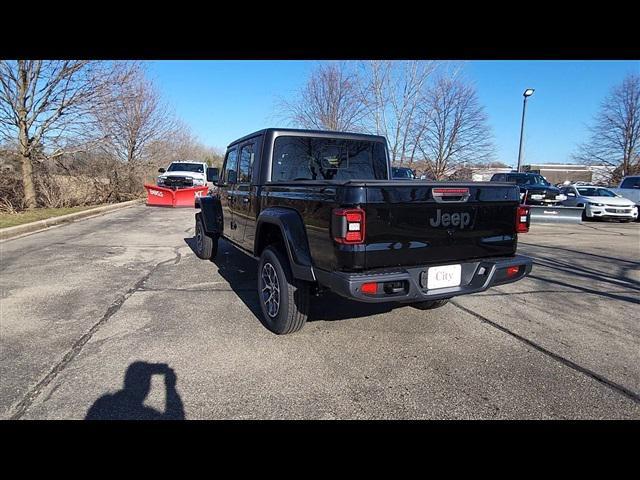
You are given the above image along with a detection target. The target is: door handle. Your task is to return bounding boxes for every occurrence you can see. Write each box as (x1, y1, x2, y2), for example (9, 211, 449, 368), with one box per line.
(242, 197, 249, 204)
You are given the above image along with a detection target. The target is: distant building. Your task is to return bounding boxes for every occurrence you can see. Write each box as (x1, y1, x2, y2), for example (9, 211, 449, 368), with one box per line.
(587, 165, 617, 184)
(522, 164, 614, 185)
(471, 167, 513, 182)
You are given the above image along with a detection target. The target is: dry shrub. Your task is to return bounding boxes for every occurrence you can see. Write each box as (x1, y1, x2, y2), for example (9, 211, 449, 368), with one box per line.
(36, 174, 129, 208)
(0, 172, 25, 213)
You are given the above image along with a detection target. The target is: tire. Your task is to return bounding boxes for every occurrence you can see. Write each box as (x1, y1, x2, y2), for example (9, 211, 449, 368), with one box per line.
(258, 245, 310, 335)
(195, 213, 217, 260)
(411, 299, 450, 310)
(581, 208, 590, 221)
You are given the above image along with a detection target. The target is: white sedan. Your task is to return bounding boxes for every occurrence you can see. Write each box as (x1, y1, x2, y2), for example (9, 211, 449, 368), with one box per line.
(560, 185, 638, 222)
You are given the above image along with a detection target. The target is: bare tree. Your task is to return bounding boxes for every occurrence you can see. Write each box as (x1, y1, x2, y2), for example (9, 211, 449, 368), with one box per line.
(278, 62, 367, 131)
(359, 60, 437, 164)
(0, 61, 131, 208)
(146, 124, 224, 170)
(574, 73, 640, 180)
(416, 75, 494, 180)
(97, 66, 176, 165)
(94, 66, 178, 197)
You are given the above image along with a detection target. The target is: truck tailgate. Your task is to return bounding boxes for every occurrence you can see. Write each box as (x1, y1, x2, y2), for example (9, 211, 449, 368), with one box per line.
(363, 182, 520, 269)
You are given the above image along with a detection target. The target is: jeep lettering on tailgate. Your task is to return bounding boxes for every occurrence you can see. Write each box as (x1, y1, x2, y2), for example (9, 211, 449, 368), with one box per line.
(429, 209, 472, 229)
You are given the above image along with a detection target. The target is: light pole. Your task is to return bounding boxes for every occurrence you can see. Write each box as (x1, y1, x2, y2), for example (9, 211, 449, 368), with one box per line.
(516, 88, 535, 172)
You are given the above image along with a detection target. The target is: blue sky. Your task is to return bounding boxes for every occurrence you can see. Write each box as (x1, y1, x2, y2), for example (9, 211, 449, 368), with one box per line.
(146, 60, 639, 166)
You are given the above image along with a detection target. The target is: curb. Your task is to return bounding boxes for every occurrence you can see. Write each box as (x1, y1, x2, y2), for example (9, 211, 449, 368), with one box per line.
(0, 199, 143, 242)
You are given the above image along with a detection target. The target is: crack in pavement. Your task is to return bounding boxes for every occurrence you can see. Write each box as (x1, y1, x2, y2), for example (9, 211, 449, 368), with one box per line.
(450, 300, 640, 405)
(475, 290, 640, 297)
(528, 257, 640, 290)
(527, 274, 640, 304)
(139, 287, 254, 293)
(7, 248, 183, 420)
(518, 242, 640, 266)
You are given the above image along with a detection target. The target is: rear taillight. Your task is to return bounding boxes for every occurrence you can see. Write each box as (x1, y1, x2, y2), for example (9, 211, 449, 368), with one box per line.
(332, 208, 365, 244)
(516, 205, 530, 233)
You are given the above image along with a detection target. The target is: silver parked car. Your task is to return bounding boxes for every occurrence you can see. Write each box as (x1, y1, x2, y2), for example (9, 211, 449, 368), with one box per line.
(560, 184, 639, 222)
(609, 175, 640, 210)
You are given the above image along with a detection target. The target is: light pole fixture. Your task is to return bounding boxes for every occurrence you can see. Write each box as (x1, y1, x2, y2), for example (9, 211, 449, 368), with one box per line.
(516, 88, 535, 172)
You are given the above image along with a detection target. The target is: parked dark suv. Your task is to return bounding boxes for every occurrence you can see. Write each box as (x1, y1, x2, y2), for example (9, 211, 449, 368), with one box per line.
(490, 172, 565, 205)
(392, 167, 415, 179)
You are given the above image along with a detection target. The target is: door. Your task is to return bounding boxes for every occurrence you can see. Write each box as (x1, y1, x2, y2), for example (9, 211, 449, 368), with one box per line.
(235, 142, 257, 250)
(219, 147, 239, 240)
(562, 187, 577, 206)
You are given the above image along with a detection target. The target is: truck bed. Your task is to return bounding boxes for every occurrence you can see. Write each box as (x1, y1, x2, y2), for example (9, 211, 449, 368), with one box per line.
(261, 181, 521, 272)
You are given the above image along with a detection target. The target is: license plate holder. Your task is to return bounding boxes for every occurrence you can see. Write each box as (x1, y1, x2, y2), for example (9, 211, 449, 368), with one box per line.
(426, 264, 462, 290)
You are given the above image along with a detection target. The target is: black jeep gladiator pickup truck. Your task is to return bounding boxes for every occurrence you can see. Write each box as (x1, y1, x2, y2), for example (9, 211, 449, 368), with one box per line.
(195, 128, 532, 334)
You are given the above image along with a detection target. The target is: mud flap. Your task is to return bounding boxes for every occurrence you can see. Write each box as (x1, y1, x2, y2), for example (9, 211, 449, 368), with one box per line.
(529, 205, 584, 224)
(144, 185, 209, 208)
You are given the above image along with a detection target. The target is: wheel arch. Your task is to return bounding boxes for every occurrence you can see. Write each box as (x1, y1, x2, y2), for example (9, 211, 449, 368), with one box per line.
(255, 207, 315, 282)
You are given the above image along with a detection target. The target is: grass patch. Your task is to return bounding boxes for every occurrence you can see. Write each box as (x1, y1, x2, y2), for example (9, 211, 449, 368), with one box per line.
(0, 206, 103, 229)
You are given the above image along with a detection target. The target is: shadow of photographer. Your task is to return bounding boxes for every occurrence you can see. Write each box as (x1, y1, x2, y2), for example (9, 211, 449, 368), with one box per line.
(86, 361, 185, 420)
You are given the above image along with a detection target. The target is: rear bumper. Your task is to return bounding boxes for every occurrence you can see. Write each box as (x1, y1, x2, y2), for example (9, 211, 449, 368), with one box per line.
(314, 255, 532, 304)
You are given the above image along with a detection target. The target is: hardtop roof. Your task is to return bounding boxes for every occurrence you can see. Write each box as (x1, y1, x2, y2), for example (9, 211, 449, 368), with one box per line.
(169, 160, 207, 164)
(226, 128, 387, 148)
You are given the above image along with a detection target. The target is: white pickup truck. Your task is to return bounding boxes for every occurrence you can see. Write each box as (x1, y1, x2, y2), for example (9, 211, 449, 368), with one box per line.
(157, 161, 208, 188)
(610, 176, 640, 216)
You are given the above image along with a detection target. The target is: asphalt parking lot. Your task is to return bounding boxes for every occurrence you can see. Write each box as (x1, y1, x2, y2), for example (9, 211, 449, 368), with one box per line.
(1, 205, 638, 419)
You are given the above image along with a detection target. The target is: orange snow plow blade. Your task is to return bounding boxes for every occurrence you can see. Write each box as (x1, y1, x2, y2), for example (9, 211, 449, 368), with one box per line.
(144, 184, 209, 208)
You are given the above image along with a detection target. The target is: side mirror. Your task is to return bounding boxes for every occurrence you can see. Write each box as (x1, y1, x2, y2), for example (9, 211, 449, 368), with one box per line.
(207, 167, 219, 184)
(158, 168, 166, 173)
(227, 169, 237, 185)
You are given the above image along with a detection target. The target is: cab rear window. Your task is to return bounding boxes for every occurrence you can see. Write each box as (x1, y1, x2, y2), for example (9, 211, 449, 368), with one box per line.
(271, 136, 388, 182)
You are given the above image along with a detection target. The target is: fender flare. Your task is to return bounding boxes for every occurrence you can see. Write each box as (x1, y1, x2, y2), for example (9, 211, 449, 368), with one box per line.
(255, 207, 315, 282)
(197, 195, 223, 236)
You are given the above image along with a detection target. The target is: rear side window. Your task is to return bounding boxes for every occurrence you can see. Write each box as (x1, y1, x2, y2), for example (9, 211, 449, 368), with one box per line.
(238, 144, 254, 183)
(271, 136, 388, 182)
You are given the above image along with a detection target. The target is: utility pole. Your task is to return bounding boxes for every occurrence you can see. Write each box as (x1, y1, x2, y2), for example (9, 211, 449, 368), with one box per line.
(516, 88, 535, 172)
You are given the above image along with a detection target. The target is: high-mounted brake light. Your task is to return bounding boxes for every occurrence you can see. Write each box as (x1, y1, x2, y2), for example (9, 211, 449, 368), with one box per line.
(516, 205, 530, 233)
(332, 208, 365, 244)
(432, 188, 470, 196)
(432, 187, 471, 203)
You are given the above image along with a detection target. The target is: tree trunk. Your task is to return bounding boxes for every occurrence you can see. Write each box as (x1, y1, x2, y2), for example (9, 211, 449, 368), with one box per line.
(17, 61, 37, 209)
(18, 124, 37, 209)
(19, 153, 37, 209)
